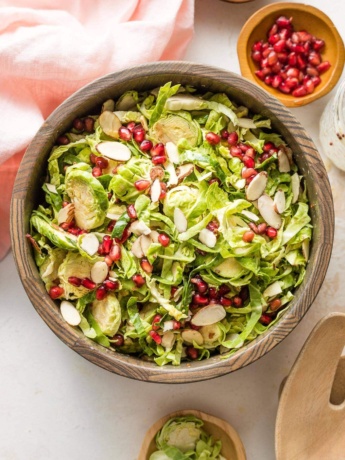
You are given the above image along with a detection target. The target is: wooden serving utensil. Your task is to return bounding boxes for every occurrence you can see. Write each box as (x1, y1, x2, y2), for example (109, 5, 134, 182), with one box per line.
(138, 409, 246, 460)
(276, 313, 345, 460)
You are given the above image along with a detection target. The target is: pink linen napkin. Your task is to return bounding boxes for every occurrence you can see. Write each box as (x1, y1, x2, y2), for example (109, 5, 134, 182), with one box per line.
(0, 0, 194, 260)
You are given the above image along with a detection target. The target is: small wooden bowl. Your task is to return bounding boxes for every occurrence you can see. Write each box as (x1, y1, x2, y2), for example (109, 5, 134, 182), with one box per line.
(138, 409, 246, 460)
(11, 62, 334, 382)
(237, 3, 345, 107)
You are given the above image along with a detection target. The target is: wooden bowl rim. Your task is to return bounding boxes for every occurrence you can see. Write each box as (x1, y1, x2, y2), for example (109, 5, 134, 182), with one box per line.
(11, 61, 334, 383)
(137, 409, 246, 460)
(237, 2, 345, 107)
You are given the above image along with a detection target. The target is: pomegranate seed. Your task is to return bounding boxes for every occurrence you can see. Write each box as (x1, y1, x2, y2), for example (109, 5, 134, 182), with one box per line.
(292, 85, 307, 97)
(209, 178, 221, 186)
(107, 221, 115, 233)
(243, 230, 255, 243)
(276, 16, 292, 28)
(205, 132, 221, 145)
(104, 255, 113, 267)
(227, 132, 238, 146)
(255, 70, 265, 81)
(68, 227, 80, 236)
(306, 66, 319, 77)
(291, 32, 299, 43)
(252, 40, 263, 51)
(311, 76, 321, 87)
(98, 243, 105, 255)
(218, 284, 230, 296)
(49, 286, 64, 299)
(292, 43, 305, 54)
(152, 155, 167, 165)
(60, 222, 70, 231)
(73, 118, 85, 131)
(313, 39, 325, 51)
(288, 52, 297, 66)
(242, 167, 257, 179)
(141, 258, 153, 274)
(270, 298, 282, 311)
(209, 287, 218, 299)
(262, 48, 272, 59)
(81, 278, 96, 290)
(84, 117, 94, 133)
(268, 34, 280, 45)
(103, 235, 112, 254)
(173, 321, 181, 330)
(271, 62, 282, 74)
(132, 274, 145, 287)
(115, 227, 130, 244)
(297, 55, 307, 69)
(134, 180, 151, 191)
(252, 50, 262, 62)
(191, 278, 209, 294)
(92, 167, 102, 177)
(308, 51, 321, 67)
(133, 126, 146, 143)
(112, 334, 124, 347)
(119, 126, 132, 141)
(127, 122, 136, 133)
(265, 75, 273, 86)
(140, 139, 153, 152)
(287, 67, 299, 78)
(230, 146, 243, 158)
(245, 147, 255, 159)
(268, 24, 278, 36)
(206, 220, 219, 233)
(285, 77, 299, 89)
(90, 153, 97, 164)
(242, 155, 255, 168)
(317, 61, 331, 74)
(249, 222, 258, 234)
(246, 175, 256, 184)
(68, 276, 82, 287)
(260, 57, 269, 68)
(149, 330, 162, 344)
(257, 223, 267, 234)
(221, 130, 229, 139)
(277, 52, 288, 63)
(109, 243, 121, 262)
(151, 143, 165, 157)
(220, 296, 232, 307)
(240, 286, 249, 301)
(95, 156, 108, 169)
(279, 83, 291, 94)
(260, 314, 272, 326)
(273, 40, 286, 53)
(186, 346, 198, 360)
(304, 79, 315, 94)
(271, 75, 283, 88)
(170, 286, 178, 298)
(279, 28, 291, 40)
(127, 204, 137, 219)
(158, 233, 170, 247)
(152, 314, 162, 331)
(96, 286, 107, 300)
(266, 227, 278, 238)
(159, 183, 167, 200)
(239, 143, 249, 152)
(192, 294, 209, 306)
(233, 296, 243, 308)
(57, 135, 69, 146)
(104, 279, 119, 291)
(264, 142, 274, 153)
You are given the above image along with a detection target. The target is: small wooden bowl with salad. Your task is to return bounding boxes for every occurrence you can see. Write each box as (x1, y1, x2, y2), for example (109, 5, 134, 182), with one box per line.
(11, 62, 334, 383)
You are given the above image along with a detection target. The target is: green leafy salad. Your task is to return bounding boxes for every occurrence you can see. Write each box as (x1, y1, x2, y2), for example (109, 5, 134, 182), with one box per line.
(150, 415, 225, 460)
(28, 82, 312, 366)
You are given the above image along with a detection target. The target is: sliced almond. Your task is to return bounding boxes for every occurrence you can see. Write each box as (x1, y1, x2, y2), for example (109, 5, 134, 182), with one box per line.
(57, 203, 75, 225)
(129, 220, 151, 236)
(302, 239, 310, 261)
(98, 111, 121, 138)
(198, 228, 217, 248)
(60, 300, 81, 326)
(150, 179, 161, 203)
(174, 208, 188, 233)
(241, 209, 260, 222)
(90, 261, 108, 284)
(235, 178, 246, 190)
(176, 163, 194, 182)
(46, 183, 57, 194)
(80, 233, 99, 256)
(130, 237, 144, 258)
(181, 329, 204, 346)
(163, 320, 175, 332)
(96, 141, 131, 162)
(165, 162, 178, 186)
(101, 99, 115, 113)
(140, 234, 152, 256)
(165, 141, 180, 163)
(161, 331, 176, 350)
(191, 303, 226, 327)
(246, 171, 268, 201)
(149, 230, 160, 243)
(291, 173, 300, 204)
(263, 281, 282, 298)
(258, 194, 282, 229)
(278, 149, 291, 172)
(274, 189, 286, 214)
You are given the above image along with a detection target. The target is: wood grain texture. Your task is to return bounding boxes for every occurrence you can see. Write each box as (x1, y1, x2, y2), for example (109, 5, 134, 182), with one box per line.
(10, 62, 334, 383)
(237, 3, 345, 107)
(276, 313, 345, 460)
(137, 409, 246, 460)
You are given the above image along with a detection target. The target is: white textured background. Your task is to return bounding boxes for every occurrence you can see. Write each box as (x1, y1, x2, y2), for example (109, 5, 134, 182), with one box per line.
(1, 0, 344, 458)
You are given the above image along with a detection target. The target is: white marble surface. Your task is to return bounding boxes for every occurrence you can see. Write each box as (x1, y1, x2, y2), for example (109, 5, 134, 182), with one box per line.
(1, 1, 344, 459)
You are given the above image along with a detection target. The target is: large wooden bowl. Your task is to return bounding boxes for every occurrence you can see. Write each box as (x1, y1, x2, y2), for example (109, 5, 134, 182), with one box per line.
(11, 62, 334, 383)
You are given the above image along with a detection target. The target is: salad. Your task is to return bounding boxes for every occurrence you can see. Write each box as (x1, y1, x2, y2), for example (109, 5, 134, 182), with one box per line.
(149, 415, 225, 460)
(28, 82, 312, 366)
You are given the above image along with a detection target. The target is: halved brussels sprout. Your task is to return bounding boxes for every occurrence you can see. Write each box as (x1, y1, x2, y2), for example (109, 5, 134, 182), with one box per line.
(150, 114, 200, 147)
(39, 248, 67, 291)
(155, 416, 203, 453)
(200, 324, 223, 346)
(31, 215, 77, 250)
(91, 293, 121, 337)
(58, 252, 93, 299)
(65, 167, 108, 230)
(163, 185, 206, 221)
